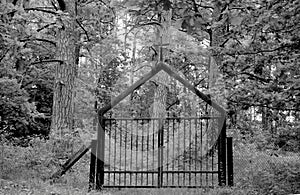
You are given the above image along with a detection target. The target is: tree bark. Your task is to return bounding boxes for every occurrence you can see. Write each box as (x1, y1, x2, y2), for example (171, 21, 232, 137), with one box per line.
(51, 0, 79, 135)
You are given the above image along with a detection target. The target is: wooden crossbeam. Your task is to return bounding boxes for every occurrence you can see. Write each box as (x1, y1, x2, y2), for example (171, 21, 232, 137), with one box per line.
(50, 144, 91, 181)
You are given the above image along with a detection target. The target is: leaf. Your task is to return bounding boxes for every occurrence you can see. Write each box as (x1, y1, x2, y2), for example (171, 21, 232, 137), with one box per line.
(173, 18, 184, 29)
(127, 5, 140, 11)
(262, 24, 270, 32)
(189, 17, 195, 26)
(162, 0, 172, 11)
(194, 16, 207, 29)
(20, 48, 32, 54)
(230, 16, 243, 26)
(211, 18, 226, 28)
(124, 0, 141, 11)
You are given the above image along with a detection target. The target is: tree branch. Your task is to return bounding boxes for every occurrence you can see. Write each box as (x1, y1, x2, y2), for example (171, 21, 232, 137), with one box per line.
(37, 22, 56, 32)
(76, 19, 90, 41)
(30, 59, 63, 65)
(166, 99, 180, 111)
(197, 4, 214, 9)
(98, 0, 116, 17)
(133, 65, 152, 72)
(192, 0, 199, 13)
(240, 72, 271, 83)
(138, 21, 162, 27)
(1, 5, 59, 18)
(230, 99, 300, 112)
(0, 48, 10, 63)
(20, 38, 56, 46)
(190, 0, 214, 9)
(125, 21, 161, 38)
(229, 45, 290, 56)
(194, 78, 205, 87)
(166, 77, 205, 111)
(26, 8, 58, 14)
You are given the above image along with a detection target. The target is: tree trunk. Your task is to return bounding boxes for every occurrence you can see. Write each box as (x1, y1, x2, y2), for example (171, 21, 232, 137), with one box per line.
(152, 76, 168, 118)
(51, 0, 79, 136)
(207, 1, 229, 113)
(210, 0, 227, 90)
(130, 31, 137, 102)
(150, 11, 170, 119)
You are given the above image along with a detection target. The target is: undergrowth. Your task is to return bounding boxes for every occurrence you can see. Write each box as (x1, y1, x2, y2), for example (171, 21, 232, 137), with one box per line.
(0, 132, 299, 195)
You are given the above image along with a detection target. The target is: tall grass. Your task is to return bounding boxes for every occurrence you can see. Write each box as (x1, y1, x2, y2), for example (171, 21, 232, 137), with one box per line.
(1, 133, 299, 195)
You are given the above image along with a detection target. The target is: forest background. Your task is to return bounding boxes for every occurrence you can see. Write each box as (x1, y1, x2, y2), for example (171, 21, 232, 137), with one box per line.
(0, 0, 299, 194)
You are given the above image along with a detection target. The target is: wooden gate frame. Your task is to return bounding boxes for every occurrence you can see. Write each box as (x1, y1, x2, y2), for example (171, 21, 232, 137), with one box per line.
(91, 62, 230, 190)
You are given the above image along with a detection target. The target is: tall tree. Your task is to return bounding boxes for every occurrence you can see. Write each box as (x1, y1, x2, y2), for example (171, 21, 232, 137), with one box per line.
(51, 0, 80, 135)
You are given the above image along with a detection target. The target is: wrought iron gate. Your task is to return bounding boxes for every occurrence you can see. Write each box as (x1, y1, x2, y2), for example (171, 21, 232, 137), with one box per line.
(89, 116, 233, 189)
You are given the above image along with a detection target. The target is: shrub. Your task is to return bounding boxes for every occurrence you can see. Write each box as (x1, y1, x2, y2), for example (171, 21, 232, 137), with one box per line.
(251, 154, 300, 195)
(0, 77, 52, 145)
(234, 142, 300, 195)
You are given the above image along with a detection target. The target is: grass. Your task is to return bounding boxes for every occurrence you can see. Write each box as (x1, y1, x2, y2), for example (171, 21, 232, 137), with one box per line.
(1, 136, 299, 195)
(0, 178, 251, 195)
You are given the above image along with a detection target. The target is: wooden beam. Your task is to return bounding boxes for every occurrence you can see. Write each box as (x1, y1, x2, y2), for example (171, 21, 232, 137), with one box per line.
(98, 61, 226, 116)
(96, 116, 105, 190)
(98, 63, 163, 115)
(50, 144, 91, 180)
(160, 62, 226, 114)
(89, 140, 97, 190)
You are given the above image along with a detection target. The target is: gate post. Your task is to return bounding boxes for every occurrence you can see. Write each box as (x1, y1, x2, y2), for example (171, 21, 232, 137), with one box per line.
(157, 119, 164, 188)
(218, 117, 226, 186)
(227, 137, 233, 186)
(89, 139, 97, 190)
(96, 115, 105, 190)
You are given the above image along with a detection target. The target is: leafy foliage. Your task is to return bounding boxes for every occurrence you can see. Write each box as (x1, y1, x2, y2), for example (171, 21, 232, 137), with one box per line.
(0, 0, 57, 141)
(0, 78, 32, 138)
(0, 0, 299, 193)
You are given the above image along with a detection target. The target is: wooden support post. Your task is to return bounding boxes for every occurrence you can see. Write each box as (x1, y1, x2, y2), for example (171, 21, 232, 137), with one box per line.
(218, 118, 226, 186)
(89, 139, 97, 191)
(227, 137, 234, 186)
(96, 115, 105, 190)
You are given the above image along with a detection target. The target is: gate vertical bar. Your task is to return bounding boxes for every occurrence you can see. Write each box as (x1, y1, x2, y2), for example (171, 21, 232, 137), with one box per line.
(96, 115, 105, 190)
(218, 117, 226, 186)
(157, 119, 163, 188)
(141, 119, 144, 185)
(89, 139, 97, 190)
(108, 119, 111, 185)
(119, 120, 122, 185)
(227, 137, 233, 186)
(124, 119, 128, 186)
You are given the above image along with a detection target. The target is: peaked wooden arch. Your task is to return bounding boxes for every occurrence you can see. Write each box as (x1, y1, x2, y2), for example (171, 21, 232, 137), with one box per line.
(94, 62, 228, 189)
(98, 61, 226, 116)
